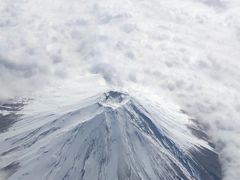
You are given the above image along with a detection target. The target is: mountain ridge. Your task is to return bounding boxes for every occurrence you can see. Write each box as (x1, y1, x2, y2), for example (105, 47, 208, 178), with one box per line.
(0, 91, 221, 180)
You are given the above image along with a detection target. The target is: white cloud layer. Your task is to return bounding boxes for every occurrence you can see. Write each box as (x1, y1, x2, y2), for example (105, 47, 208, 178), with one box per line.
(1, 0, 240, 179)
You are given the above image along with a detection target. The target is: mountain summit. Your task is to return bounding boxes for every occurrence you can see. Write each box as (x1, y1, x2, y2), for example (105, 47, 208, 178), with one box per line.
(0, 91, 221, 180)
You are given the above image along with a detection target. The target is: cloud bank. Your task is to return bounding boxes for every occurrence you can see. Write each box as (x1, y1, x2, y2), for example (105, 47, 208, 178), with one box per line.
(1, 0, 240, 179)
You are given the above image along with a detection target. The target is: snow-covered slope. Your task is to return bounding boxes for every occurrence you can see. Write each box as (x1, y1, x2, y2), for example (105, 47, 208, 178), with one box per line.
(1, 0, 240, 178)
(0, 91, 221, 180)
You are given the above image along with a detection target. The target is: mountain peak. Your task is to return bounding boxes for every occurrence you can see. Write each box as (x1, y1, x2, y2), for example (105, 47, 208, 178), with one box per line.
(99, 91, 130, 109)
(0, 91, 221, 180)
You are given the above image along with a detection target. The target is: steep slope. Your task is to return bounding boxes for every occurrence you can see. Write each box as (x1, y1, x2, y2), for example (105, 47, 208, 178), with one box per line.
(0, 91, 221, 180)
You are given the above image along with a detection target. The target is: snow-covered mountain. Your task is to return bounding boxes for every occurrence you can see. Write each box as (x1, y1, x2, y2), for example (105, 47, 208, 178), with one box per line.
(0, 91, 221, 180)
(1, 0, 240, 178)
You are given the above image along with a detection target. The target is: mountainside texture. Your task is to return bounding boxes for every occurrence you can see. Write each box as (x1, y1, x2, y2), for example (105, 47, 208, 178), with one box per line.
(0, 91, 221, 180)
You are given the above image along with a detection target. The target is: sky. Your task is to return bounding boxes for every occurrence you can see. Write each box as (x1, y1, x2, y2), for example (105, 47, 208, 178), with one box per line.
(0, 0, 240, 179)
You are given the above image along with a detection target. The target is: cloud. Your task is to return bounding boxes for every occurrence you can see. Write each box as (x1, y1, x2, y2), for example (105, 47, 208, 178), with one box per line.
(90, 63, 122, 86)
(1, 0, 240, 179)
(194, 0, 226, 8)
